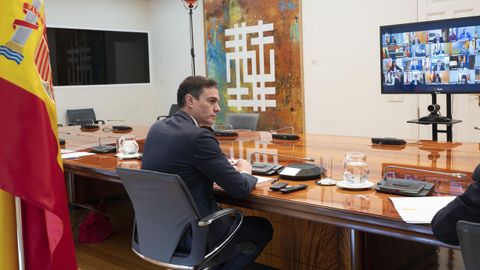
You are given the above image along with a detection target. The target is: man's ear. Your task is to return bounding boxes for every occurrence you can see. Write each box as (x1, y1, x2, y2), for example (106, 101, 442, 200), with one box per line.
(185, 94, 195, 107)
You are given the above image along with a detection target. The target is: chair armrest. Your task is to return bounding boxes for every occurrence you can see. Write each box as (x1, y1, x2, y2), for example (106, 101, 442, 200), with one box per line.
(157, 115, 168, 121)
(95, 120, 106, 125)
(198, 208, 237, 226)
(200, 209, 244, 265)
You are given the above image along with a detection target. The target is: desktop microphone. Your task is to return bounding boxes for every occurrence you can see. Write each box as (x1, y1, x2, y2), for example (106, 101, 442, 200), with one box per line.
(90, 137, 118, 153)
(81, 124, 99, 132)
(107, 119, 126, 122)
(101, 120, 132, 133)
(250, 151, 323, 180)
(200, 125, 238, 138)
(112, 125, 132, 133)
(382, 165, 467, 180)
(213, 124, 238, 137)
(270, 126, 300, 140)
(376, 165, 467, 196)
(80, 119, 99, 132)
(249, 151, 315, 162)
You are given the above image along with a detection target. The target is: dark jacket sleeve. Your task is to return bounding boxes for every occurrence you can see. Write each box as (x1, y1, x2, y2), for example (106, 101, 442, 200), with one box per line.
(431, 182, 480, 245)
(193, 130, 257, 199)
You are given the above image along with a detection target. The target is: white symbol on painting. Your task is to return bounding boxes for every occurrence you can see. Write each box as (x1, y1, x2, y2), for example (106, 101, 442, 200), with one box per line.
(225, 20, 276, 111)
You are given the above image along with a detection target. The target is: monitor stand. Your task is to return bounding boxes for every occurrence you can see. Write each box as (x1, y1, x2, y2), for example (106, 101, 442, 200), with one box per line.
(407, 93, 462, 141)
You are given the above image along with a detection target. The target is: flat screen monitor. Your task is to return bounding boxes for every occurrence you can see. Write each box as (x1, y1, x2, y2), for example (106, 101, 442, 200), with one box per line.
(380, 16, 480, 94)
(47, 28, 150, 86)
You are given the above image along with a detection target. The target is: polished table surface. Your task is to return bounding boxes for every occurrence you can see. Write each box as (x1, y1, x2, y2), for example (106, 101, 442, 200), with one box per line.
(59, 125, 150, 151)
(62, 129, 478, 248)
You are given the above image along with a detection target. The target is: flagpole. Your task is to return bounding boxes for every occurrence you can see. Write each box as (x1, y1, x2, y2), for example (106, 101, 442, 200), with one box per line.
(0, 190, 19, 270)
(15, 197, 25, 270)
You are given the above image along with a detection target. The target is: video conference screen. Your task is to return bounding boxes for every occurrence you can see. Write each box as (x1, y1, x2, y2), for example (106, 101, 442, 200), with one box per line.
(381, 16, 480, 94)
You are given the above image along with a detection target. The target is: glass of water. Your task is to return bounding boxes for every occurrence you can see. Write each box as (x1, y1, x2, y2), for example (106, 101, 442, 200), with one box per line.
(343, 152, 369, 185)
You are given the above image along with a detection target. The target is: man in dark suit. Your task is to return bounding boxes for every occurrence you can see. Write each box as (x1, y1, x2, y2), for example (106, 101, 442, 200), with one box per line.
(142, 76, 273, 270)
(432, 60, 445, 71)
(433, 73, 442, 83)
(431, 164, 480, 245)
(410, 74, 422, 86)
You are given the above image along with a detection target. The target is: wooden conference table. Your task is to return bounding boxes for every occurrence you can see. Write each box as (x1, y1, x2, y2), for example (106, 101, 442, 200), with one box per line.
(61, 126, 478, 270)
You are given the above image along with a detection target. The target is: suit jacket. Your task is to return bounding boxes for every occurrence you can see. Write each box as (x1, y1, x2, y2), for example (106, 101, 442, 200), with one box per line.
(431, 181, 480, 245)
(410, 79, 421, 86)
(432, 64, 445, 71)
(142, 110, 257, 246)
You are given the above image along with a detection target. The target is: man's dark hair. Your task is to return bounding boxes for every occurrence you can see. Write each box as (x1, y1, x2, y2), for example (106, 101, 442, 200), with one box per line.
(177, 76, 218, 108)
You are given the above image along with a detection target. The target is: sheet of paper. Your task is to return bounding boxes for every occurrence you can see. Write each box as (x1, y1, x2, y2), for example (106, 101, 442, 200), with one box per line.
(60, 149, 75, 154)
(280, 167, 301, 176)
(389, 196, 456, 224)
(61, 152, 95, 160)
(255, 176, 275, 184)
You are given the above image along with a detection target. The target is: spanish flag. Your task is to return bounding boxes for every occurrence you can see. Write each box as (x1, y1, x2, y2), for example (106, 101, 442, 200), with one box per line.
(0, 0, 77, 269)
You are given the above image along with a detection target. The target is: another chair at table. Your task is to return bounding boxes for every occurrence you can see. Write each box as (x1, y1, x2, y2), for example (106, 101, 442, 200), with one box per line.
(157, 104, 179, 121)
(66, 108, 105, 126)
(457, 220, 480, 270)
(225, 112, 259, 131)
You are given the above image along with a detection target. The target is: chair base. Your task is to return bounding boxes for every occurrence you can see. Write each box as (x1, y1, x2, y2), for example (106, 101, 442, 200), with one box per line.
(132, 247, 195, 270)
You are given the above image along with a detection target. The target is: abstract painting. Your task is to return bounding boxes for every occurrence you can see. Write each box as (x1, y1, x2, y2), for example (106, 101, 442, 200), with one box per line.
(204, 0, 304, 132)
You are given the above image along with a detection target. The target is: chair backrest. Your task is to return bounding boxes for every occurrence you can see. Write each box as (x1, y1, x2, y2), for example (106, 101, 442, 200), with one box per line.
(226, 112, 259, 130)
(117, 168, 208, 267)
(457, 220, 480, 270)
(168, 104, 179, 117)
(66, 108, 97, 126)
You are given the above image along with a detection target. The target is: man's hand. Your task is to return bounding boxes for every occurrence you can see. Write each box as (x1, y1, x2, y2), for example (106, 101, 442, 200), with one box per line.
(235, 159, 252, 174)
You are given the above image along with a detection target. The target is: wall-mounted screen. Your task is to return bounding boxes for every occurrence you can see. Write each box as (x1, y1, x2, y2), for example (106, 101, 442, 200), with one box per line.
(47, 28, 150, 86)
(380, 16, 480, 94)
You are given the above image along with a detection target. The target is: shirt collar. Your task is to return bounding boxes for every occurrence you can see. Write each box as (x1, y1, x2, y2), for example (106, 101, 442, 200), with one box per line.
(185, 112, 199, 127)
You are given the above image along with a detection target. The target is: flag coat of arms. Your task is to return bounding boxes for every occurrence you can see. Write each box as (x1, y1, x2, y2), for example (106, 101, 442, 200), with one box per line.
(0, 0, 77, 269)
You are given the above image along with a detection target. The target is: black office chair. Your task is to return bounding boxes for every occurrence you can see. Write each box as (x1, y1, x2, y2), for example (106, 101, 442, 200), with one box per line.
(117, 168, 247, 269)
(66, 108, 105, 126)
(157, 104, 179, 120)
(457, 220, 480, 270)
(225, 113, 259, 130)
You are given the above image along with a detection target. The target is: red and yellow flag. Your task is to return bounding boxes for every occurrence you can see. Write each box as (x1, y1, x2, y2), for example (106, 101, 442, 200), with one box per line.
(0, 0, 77, 269)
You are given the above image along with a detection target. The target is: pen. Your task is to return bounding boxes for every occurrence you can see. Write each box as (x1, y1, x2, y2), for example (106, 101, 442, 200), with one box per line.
(271, 177, 280, 184)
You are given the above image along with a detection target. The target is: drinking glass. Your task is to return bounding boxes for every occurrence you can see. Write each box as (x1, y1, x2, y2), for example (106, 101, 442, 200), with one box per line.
(320, 156, 333, 179)
(343, 152, 369, 185)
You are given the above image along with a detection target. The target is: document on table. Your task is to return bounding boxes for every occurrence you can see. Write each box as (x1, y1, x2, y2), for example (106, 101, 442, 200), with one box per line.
(389, 196, 456, 224)
(214, 175, 274, 190)
(255, 176, 276, 184)
(61, 152, 95, 159)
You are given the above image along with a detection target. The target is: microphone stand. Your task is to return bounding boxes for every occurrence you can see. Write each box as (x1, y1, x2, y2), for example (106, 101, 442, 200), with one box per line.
(383, 165, 467, 180)
(270, 126, 295, 134)
(249, 151, 315, 163)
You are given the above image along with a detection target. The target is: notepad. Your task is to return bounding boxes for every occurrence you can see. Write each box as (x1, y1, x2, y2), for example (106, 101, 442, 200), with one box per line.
(255, 176, 276, 184)
(389, 196, 456, 224)
(280, 167, 301, 177)
(61, 152, 95, 159)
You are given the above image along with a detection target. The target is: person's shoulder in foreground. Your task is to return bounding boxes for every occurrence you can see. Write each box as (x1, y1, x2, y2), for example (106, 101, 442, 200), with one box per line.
(431, 164, 480, 245)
